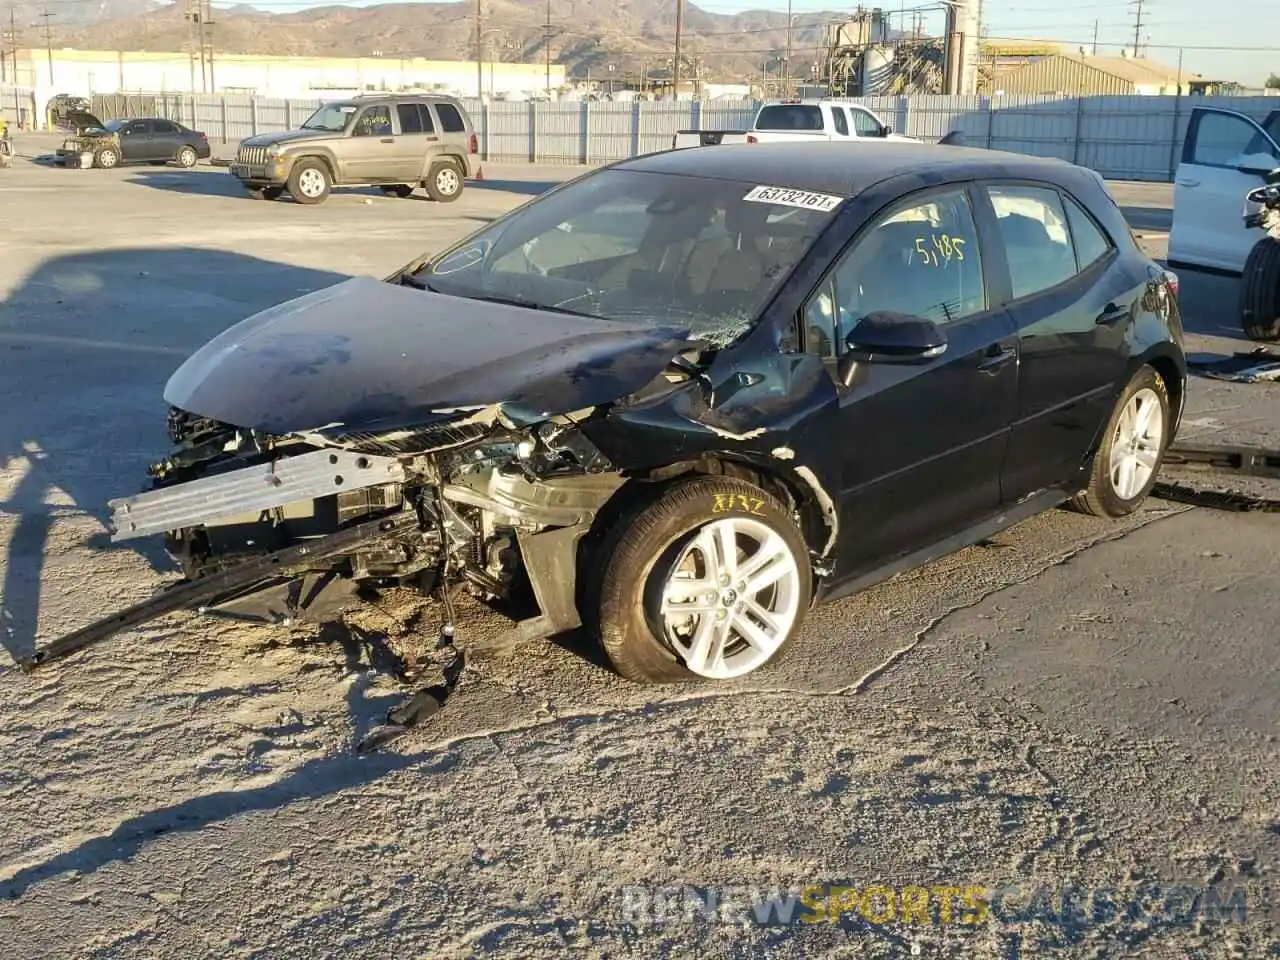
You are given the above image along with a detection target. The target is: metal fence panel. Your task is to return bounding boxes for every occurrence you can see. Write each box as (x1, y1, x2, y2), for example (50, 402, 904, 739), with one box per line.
(61, 90, 1280, 182)
(0, 83, 36, 129)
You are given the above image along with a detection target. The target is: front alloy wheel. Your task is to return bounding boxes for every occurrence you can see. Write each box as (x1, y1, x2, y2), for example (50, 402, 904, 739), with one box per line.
(596, 476, 812, 683)
(95, 147, 119, 169)
(659, 516, 803, 679)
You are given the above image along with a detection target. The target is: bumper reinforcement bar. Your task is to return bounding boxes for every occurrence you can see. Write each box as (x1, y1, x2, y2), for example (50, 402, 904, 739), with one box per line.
(20, 512, 419, 671)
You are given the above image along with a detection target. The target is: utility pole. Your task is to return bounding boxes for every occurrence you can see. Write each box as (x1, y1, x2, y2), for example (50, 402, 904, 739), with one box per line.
(544, 0, 552, 99)
(475, 0, 484, 99)
(672, 0, 683, 101)
(37, 7, 54, 86)
(1, 7, 13, 83)
(1092, 19, 1099, 55)
(784, 0, 792, 97)
(203, 0, 215, 91)
(1130, 0, 1146, 57)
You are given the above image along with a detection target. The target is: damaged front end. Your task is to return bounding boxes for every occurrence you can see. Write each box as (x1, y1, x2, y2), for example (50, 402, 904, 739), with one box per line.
(21, 277, 718, 668)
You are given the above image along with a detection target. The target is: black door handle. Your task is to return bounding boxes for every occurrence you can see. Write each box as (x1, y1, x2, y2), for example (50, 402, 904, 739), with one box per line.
(978, 345, 1016, 375)
(1096, 303, 1130, 326)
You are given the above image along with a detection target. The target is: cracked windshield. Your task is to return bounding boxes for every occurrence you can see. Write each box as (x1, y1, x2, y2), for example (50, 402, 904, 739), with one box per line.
(415, 168, 841, 343)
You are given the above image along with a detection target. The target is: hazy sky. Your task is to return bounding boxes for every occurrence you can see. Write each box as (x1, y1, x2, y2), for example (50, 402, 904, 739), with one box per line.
(227, 0, 1277, 88)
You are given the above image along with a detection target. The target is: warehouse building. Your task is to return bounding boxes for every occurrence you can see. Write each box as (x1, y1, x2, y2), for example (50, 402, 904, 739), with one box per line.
(990, 52, 1195, 96)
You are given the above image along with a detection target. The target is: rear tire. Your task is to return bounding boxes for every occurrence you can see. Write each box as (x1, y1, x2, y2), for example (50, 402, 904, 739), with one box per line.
(247, 186, 283, 201)
(380, 184, 415, 198)
(596, 476, 812, 684)
(175, 145, 199, 168)
(1240, 236, 1280, 341)
(287, 159, 331, 205)
(1069, 365, 1171, 518)
(424, 160, 463, 202)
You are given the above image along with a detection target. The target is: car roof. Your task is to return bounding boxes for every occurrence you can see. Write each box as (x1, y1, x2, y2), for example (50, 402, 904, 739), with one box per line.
(619, 141, 1092, 199)
(344, 93, 461, 104)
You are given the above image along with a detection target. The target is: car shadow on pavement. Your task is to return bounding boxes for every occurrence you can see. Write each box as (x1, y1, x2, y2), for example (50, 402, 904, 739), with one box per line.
(124, 168, 269, 198)
(0, 247, 348, 666)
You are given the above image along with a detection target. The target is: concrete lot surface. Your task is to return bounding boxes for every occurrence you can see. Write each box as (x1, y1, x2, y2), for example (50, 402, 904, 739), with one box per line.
(1, 154, 1278, 959)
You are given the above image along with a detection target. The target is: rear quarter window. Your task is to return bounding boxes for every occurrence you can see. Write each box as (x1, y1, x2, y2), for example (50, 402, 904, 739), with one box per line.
(435, 103, 467, 133)
(755, 105, 824, 132)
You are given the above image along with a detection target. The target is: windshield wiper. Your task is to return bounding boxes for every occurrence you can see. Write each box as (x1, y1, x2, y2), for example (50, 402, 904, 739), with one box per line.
(398, 272, 435, 291)
(454, 292, 595, 318)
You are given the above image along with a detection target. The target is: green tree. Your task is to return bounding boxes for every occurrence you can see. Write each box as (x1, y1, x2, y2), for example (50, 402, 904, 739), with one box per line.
(1267, 73, 1280, 89)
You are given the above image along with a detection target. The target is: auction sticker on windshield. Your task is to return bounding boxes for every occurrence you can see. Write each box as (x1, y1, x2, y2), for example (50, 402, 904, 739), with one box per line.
(743, 185, 844, 212)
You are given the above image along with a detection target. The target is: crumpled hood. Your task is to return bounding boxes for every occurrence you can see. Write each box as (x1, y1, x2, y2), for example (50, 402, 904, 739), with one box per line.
(240, 128, 337, 149)
(163, 276, 693, 435)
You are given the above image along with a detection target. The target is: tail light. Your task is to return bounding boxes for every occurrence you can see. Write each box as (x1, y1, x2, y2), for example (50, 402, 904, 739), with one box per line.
(468, 133, 478, 155)
(746, 134, 758, 144)
(198, 131, 207, 140)
(1164, 269, 1179, 298)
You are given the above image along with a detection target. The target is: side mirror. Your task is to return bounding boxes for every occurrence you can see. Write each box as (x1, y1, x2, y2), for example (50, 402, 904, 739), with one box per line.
(844, 311, 947, 362)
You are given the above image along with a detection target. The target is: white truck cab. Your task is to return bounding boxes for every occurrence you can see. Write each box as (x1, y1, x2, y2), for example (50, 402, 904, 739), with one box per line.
(671, 99, 918, 150)
(746, 100, 917, 144)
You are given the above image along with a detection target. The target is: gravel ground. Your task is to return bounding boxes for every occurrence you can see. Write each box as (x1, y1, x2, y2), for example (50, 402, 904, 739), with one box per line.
(1, 150, 1278, 959)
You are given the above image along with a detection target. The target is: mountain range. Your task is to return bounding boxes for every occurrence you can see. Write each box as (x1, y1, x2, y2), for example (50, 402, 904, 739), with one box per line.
(27, 0, 852, 80)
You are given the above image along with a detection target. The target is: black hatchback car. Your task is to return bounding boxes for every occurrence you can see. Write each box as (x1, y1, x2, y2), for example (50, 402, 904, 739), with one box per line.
(55, 114, 212, 169)
(45, 142, 1186, 686)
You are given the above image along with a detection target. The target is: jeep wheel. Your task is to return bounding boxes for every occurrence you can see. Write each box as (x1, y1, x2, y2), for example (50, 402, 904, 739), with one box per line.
(380, 184, 415, 198)
(288, 159, 331, 204)
(425, 160, 463, 202)
(247, 186, 284, 201)
(175, 145, 199, 169)
(94, 146, 120, 169)
(596, 476, 812, 684)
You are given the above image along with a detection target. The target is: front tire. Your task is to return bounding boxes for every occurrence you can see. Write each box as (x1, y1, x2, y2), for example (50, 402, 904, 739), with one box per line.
(380, 184, 415, 198)
(597, 476, 812, 684)
(94, 146, 120, 169)
(1070, 365, 1171, 518)
(287, 159, 331, 204)
(424, 160, 463, 202)
(1240, 236, 1280, 341)
(247, 186, 284, 201)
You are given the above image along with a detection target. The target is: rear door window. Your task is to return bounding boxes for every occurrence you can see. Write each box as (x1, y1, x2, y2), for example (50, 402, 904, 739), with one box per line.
(153, 120, 179, 135)
(435, 103, 467, 133)
(830, 106, 849, 137)
(987, 185, 1079, 299)
(1062, 194, 1114, 271)
(755, 104, 824, 131)
(397, 103, 436, 134)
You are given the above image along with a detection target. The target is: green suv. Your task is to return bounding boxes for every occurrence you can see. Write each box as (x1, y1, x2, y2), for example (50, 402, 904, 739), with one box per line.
(229, 94, 480, 205)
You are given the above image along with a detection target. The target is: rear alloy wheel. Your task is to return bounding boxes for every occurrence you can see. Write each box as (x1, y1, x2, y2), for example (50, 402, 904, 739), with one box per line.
(287, 159, 331, 205)
(1240, 236, 1280, 341)
(1070, 365, 1170, 518)
(175, 145, 199, 168)
(425, 160, 463, 202)
(380, 184, 415, 198)
(94, 146, 120, 169)
(596, 476, 811, 684)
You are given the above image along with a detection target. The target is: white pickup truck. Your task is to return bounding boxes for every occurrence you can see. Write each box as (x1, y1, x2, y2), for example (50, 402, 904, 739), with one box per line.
(672, 99, 920, 150)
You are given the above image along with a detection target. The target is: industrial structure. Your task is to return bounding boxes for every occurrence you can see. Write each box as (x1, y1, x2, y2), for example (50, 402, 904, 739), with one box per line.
(820, 2, 980, 96)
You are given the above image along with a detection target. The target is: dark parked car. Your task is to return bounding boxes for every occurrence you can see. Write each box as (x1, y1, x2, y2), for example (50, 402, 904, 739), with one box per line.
(55, 114, 212, 169)
(37, 142, 1186, 687)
